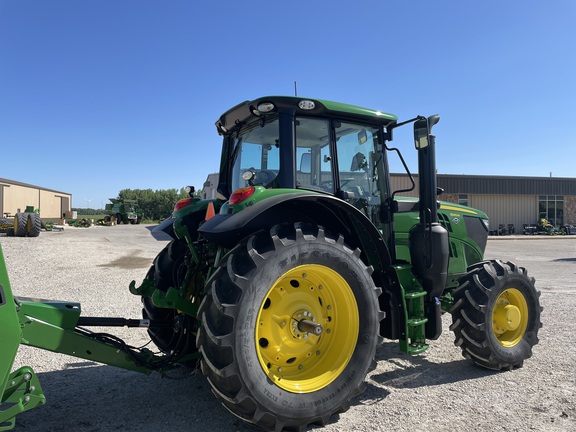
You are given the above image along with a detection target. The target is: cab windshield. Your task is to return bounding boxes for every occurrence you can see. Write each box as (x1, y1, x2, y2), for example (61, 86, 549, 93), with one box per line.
(229, 114, 386, 214)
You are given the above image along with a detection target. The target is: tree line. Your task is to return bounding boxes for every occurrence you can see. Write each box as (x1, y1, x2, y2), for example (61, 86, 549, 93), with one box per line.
(117, 188, 195, 221)
(73, 187, 200, 221)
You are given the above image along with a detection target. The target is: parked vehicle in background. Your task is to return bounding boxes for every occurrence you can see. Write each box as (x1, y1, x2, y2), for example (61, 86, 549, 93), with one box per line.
(105, 198, 143, 224)
(0, 206, 41, 237)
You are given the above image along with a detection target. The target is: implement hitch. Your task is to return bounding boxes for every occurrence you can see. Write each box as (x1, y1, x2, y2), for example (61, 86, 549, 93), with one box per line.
(0, 367, 45, 431)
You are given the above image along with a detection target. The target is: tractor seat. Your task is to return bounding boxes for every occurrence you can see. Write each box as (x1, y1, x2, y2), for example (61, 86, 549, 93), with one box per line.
(346, 185, 365, 199)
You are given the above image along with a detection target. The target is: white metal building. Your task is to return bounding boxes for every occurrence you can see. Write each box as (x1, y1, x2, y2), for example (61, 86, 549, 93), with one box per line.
(0, 178, 72, 220)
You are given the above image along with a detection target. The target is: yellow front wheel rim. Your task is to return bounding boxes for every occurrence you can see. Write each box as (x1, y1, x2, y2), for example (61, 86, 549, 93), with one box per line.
(255, 264, 359, 393)
(492, 288, 528, 347)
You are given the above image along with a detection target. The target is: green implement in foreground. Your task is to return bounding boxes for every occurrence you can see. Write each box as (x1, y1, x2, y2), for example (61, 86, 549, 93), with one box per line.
(1, 96, 542, 431)
(0, 247, 175, 430)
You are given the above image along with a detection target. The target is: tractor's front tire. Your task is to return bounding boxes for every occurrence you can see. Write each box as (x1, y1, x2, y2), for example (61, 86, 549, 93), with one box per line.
(197, 223, 383, 431)
(142, 239, 198, 361)
(449, 259, 542, 370)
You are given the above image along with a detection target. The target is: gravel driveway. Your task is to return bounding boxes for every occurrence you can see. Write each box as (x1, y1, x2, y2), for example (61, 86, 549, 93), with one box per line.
(1, 226, 575, 431)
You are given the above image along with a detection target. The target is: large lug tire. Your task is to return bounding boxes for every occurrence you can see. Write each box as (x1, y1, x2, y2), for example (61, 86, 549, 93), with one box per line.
(142, 239, 199, 361)
(449, 259, 543, 370)
(28, 213, 41, 237)
(0, 218, 10, 233)
(14, 213, 29, 237)
(197, 223, 383, 431)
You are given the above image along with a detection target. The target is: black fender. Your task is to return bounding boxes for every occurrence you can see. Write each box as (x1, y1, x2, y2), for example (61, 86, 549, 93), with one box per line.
(151, 217, 177, 240)
(151, 199, 221, 241)
(198, 192, 391, 272)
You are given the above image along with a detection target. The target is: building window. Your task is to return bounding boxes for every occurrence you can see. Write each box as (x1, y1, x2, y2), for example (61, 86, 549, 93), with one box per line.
(538, 195, 564, 226)
(458, 194, 468, 206)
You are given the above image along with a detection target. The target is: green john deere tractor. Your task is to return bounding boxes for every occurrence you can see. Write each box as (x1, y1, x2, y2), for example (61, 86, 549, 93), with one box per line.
(0, 206, 42, 238)
(1, 96, 542, 431)
(105, 198, 143, 225)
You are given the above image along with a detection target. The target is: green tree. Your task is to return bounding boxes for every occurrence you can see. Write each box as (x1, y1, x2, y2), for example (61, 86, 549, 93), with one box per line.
(116, 188, 190, 221)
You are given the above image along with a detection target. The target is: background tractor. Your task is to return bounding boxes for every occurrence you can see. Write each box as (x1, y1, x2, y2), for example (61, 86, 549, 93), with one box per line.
(0, 206, 42, 237)
(105, 198, 143, 225)
(1, 96, 542, 431)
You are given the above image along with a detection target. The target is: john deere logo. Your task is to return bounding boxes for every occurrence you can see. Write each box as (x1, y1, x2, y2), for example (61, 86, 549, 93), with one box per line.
(452, 217, 460, 224)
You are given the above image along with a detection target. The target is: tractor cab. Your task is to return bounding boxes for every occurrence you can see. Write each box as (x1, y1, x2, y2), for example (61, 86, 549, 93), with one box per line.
(214, 97, 400, 248)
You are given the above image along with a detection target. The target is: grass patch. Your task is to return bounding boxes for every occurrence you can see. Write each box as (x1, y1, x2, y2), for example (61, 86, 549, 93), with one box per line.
(76, 214, 107, 220)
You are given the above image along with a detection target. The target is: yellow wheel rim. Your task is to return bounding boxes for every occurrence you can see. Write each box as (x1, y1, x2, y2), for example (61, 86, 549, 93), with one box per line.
(492, 288, 528, 347)
(255, 264, 359, 393)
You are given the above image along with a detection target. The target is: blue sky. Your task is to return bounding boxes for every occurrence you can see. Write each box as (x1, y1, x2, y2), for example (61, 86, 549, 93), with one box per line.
(1, 1, 574, 209)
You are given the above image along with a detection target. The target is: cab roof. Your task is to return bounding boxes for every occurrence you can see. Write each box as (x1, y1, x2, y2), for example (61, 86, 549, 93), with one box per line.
(216, 96, 398, 135)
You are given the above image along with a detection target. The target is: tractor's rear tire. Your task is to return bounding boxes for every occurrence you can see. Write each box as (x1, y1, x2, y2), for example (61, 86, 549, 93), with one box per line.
(14, 213, 28, 237)
(197, 223, 383, 431)
(28, 213, 41, 237)
(142, 239, 199, 362)
(449, 259, 542, 370)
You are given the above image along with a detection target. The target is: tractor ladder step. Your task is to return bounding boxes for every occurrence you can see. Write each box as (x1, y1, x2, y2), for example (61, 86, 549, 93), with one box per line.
(400, 288, 429, 354)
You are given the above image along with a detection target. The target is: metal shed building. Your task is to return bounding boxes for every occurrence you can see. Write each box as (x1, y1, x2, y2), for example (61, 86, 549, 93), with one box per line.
(0, 178, 72, 220)
(391, 174, 576, 231)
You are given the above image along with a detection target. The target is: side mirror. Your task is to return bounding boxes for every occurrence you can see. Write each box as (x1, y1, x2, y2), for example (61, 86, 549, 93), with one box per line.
(414, 118, 429, 149)
(300, 152, 311, 173)
(413, 115, 440, 149)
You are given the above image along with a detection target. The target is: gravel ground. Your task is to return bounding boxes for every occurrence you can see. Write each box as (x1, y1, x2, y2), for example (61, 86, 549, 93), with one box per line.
(1, 226, 575, 432)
